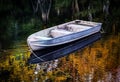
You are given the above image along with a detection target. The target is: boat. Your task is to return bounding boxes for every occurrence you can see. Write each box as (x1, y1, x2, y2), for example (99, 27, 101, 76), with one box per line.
(28, 32, 101, 64)
(27, 20, 102, 51)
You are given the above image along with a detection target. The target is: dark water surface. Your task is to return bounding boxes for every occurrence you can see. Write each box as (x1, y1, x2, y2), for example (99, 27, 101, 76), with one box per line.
(0, 32, 120, 82)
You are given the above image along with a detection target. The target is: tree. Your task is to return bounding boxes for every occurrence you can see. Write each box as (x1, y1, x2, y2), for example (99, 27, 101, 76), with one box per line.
(30, 0, 52, 24)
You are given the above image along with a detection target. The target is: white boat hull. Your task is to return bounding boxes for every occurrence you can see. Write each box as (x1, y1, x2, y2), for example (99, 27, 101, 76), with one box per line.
(27, 20, 102, 51)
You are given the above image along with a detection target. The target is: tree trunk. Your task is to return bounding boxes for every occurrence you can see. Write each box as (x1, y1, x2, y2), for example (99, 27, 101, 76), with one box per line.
(75, 0, 79, 14)
(72, 0, 80, 19)
(39, 0, 52, 24)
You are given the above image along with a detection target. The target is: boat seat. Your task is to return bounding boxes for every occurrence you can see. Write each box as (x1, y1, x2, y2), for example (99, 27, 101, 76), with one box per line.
(66, 24, 92, 32)
(49, 29, 73, 38)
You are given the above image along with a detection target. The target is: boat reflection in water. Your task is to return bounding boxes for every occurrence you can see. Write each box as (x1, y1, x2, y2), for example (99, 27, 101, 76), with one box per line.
(28, 32, 101, 64)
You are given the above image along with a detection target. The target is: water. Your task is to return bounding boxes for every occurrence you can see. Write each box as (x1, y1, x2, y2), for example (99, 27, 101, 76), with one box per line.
(0, 32, 120, 82)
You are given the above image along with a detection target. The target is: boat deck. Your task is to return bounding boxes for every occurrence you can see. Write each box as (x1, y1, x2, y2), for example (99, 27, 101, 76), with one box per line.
(44, 23, 94, 39)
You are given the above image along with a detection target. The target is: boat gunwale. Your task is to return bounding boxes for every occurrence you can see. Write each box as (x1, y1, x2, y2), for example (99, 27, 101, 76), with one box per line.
(30, 25, 101, 47)
(27, 20, 102, 48)
(27, 20, 102, 39)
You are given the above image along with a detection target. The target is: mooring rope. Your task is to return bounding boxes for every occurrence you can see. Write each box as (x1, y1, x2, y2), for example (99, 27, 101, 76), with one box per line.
(27, 41, 45, 62)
